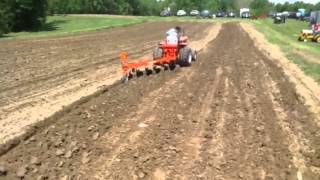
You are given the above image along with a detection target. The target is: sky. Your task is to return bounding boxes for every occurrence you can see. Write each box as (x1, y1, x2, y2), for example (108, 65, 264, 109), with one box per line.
(269, 0, 319, 4)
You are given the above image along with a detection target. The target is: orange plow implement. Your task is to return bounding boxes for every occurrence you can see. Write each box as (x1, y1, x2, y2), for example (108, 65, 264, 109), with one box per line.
(119, 36, 197, 82)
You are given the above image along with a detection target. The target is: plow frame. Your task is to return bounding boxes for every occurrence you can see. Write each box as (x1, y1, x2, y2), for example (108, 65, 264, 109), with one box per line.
(120, 44, 182, 81)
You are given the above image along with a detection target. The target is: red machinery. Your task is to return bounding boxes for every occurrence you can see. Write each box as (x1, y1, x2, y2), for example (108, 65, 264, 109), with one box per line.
(120, 36, 197, 82)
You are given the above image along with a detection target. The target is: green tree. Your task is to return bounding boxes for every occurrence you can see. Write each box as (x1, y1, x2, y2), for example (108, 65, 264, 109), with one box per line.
(218, 0, 236, 11)
(203, 0, 219, 12)
(11, 0, 47, 31)
(250, 0, 271, 16)
(0, 0, 13, 36)
(316, 2, 320, 10)
(137, 0, 162, 15)
(274, 3, 283, 12)
(237, 0, 253, 8)
(272, 1, 319, 13)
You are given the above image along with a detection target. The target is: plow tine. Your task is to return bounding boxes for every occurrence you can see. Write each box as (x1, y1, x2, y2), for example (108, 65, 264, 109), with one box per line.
(145, 68, 153, 76)
(122, 75, 129, 83)
(119, 51, 154, 82)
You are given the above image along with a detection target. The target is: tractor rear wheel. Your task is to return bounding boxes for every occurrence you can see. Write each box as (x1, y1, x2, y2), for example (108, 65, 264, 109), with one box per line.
(178, 47, 192, 66)
(316, 36, 320, 43)
(153, 47, 163, 60)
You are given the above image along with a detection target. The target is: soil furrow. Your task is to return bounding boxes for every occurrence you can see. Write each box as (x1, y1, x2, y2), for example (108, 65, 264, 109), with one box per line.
(0, 22, 319, 180)
(0, 22, 214, 146)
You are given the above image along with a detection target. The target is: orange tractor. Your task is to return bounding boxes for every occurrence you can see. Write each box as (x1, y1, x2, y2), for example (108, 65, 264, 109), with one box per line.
(120, 35, 197, 82)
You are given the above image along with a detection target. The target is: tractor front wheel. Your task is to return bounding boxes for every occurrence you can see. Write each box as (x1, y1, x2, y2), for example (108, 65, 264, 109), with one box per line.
(178, 47, 192, 66)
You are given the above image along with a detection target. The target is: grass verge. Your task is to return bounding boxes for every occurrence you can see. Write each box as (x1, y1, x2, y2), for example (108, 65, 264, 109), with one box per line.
(2, 15, 145, 39)
(2, 15, 244, 39)
(252, 19, 320, 83)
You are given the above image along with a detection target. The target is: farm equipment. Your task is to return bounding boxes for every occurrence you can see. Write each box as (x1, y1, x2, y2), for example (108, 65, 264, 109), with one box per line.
(298, 11, 320, 43)
(119, 35, 197, 82)
(298, 29, 320, 43)
(274, 13, 286, 24)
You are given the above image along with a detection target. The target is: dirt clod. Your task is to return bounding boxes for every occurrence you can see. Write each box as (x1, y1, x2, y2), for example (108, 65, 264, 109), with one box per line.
(238, 172, 244, 178)
(81, 152, 90, 164)
(55, 149, 65, 156)
(37, 175, 48, 180)
(87, 125, 95, 131)
(65, 150, 73, 159)
(16, 166, 28, 178)
(177, 114, 184, 121)
(30, 156, 41, 166)
(0, 165, 7, 176)
(92, 132, 100, 140)
(138, 171, 146, 178)
(60, 175, 68, 180)
(57, 161, 64, 167)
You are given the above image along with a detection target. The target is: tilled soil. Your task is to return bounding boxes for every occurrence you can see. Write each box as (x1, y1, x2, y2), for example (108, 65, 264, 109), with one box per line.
(0, 23, 320, 180)
(0, 22, 212, 145)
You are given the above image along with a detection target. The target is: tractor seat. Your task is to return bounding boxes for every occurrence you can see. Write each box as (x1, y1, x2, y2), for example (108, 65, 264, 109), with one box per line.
(302, 29, 313, 34)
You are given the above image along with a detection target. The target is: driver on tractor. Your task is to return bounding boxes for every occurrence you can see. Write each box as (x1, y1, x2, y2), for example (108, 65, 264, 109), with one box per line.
(166, 26, 182, 45)
(299, 23, 320, 43)
(153, 26, 183, 60)
(312, 24, 320, 34)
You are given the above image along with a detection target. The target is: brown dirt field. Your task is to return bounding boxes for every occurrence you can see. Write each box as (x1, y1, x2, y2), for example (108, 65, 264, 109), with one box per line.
(0, 22, 215, 145)
(240, 23, 320, 127)
(0, 23, 320, 180)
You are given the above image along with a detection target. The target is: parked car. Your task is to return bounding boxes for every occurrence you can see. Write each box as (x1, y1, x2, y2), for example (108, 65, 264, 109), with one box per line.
(160, 10, 171, 17)
(200, 10, 212, 18)
(287, 12, 296, 18)
(216, 11, 225, 18)
(228, 12, 235, 18)
(190, 10, 200, 16)
(177, 10, 187, 16)
(240, 8, 250, 18)
(241, 11, 251, 18)
(282, 11, 290, 17)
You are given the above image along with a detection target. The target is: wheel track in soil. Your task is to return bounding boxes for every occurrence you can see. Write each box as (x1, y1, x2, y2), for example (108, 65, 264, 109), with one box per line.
(86, 25, 223, 180)
(88, 23, 320, 179)
(0, 23, 319, 180)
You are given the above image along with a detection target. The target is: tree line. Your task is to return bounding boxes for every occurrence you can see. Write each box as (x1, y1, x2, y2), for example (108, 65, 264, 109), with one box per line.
(250, 0, 320, 19)
(1, 0, 320, 36)
(46, 0, 241, 16)
(0, 0, 242, 36)
(273, 1, 320, 13)
(0, 0, 47, 36)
